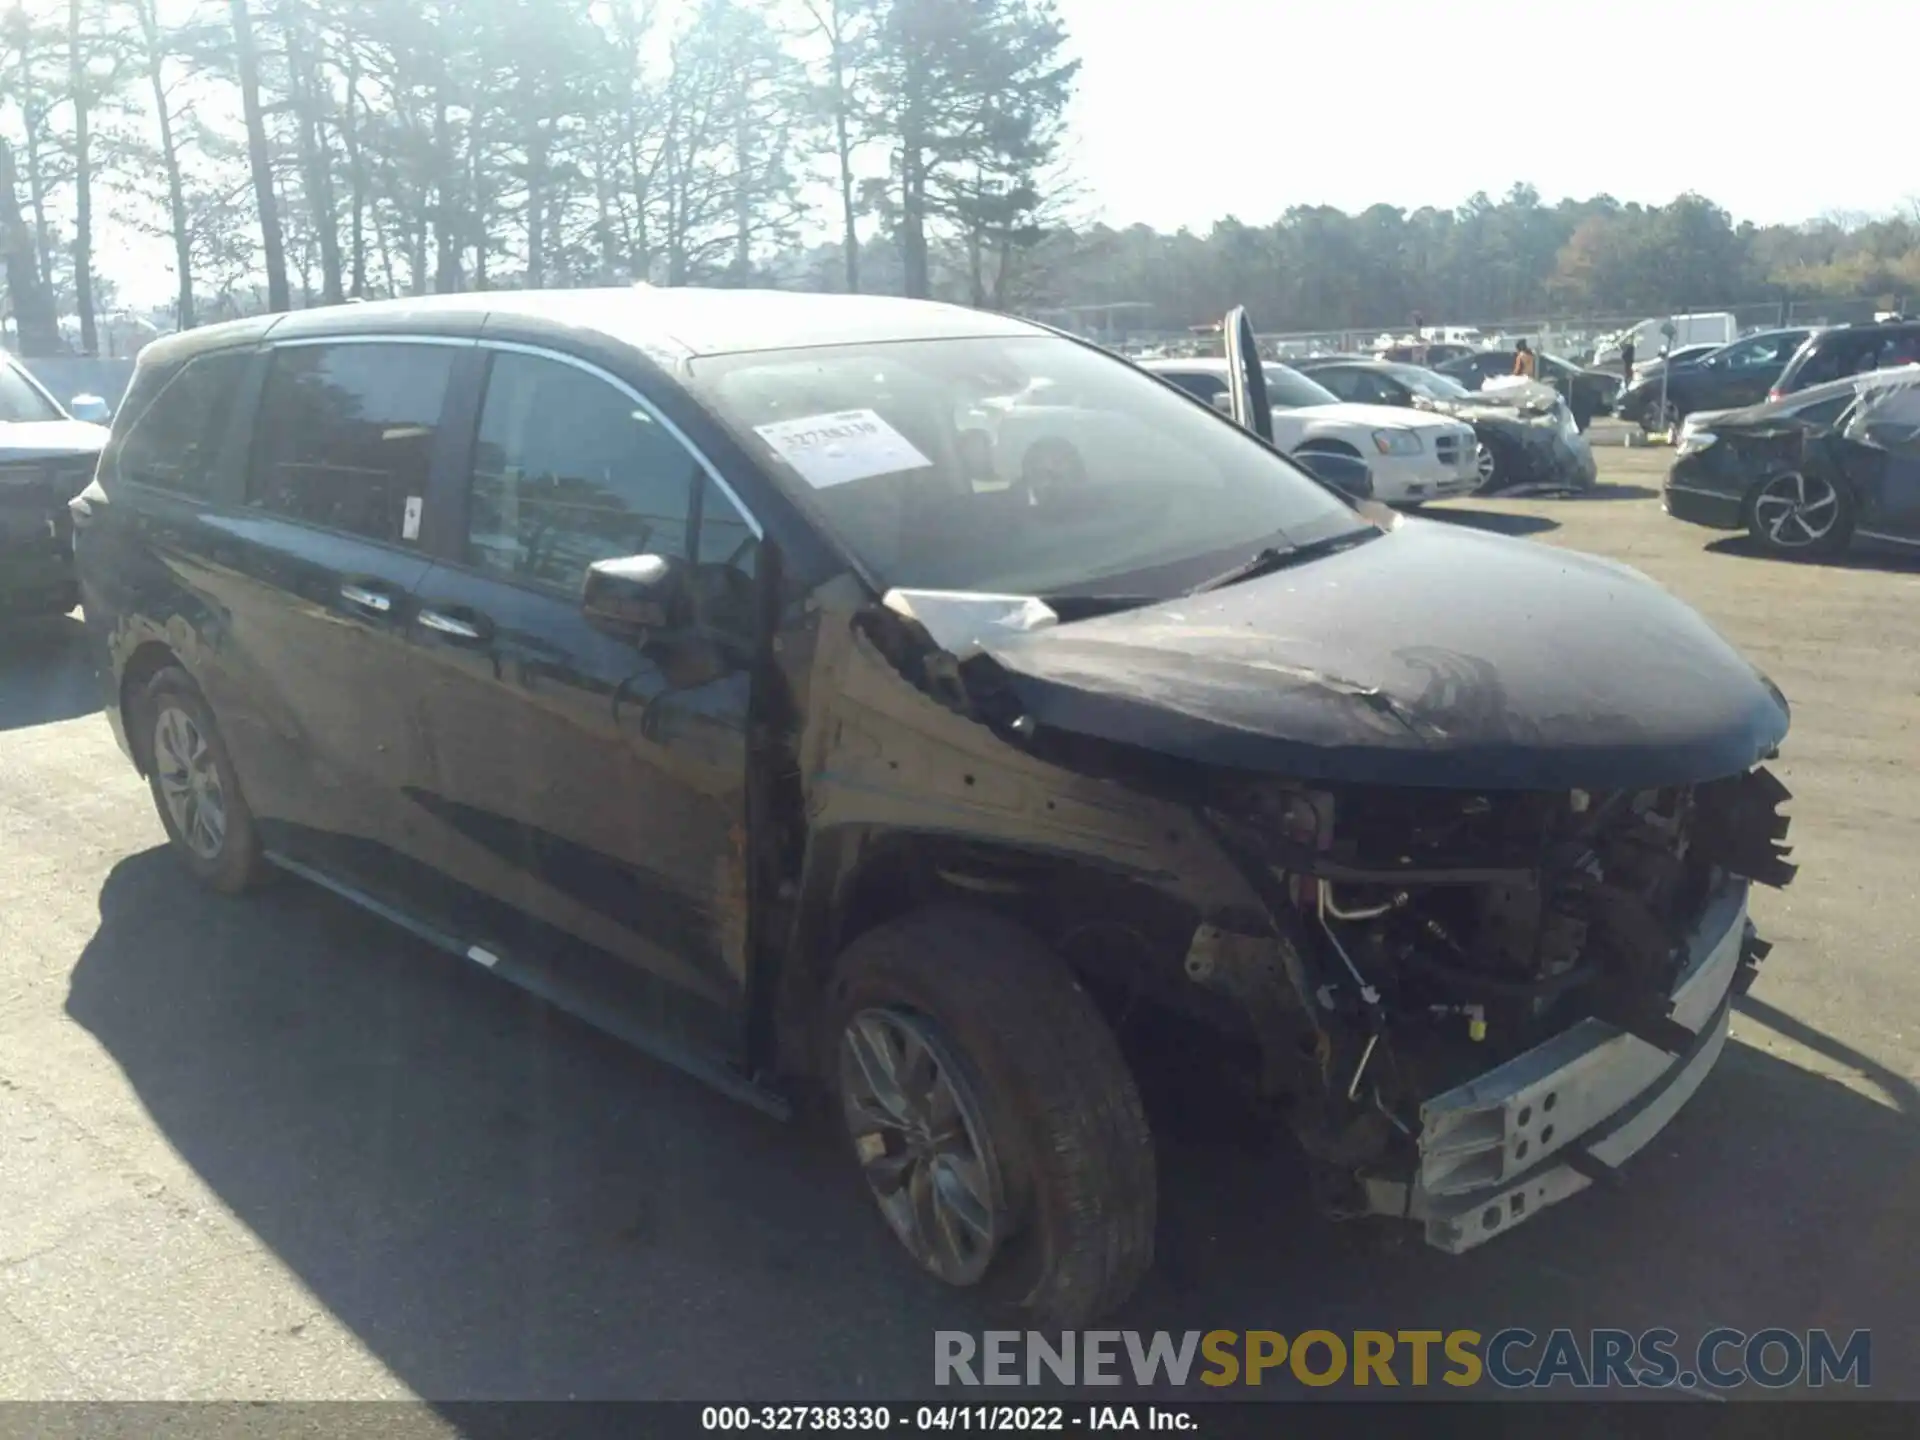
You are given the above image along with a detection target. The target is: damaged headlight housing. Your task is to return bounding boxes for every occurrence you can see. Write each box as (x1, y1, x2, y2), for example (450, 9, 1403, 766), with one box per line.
(1372, 429, 1423, 456)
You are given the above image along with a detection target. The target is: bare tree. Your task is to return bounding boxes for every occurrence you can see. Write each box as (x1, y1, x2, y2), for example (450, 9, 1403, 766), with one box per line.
(800, 0, 869, 292)
(275, 0, 342, 301)
(67, 0, 103, 349)
(5, 5, 60, 292)
(0, 137, 58, 353)
(229, 0, 288, 310)
(127, 0, 200, 326)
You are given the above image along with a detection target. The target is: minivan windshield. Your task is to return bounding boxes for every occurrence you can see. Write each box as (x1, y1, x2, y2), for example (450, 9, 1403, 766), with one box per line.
(686, 335, 1370, 597)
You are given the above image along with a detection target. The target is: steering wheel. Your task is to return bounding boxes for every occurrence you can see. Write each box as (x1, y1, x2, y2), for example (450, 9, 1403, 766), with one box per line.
(1019, 437, 1094, 512)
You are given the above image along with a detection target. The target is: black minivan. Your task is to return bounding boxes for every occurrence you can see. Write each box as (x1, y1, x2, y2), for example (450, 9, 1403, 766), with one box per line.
(73, 289, 1797, 1322)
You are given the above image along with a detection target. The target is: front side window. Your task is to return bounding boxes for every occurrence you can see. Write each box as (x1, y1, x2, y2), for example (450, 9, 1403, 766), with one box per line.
(466, 351, 699, 593)
(116, 350, 251, 497)
(1725, 334, 1796, 370)
(1262, 365, 1341, 409)
(1383, 364, 1469, 402)
(1157, 370, 1225, 402)
(0, 358, 65, 423)
(250, 342, 454, 542)
(686, 334, 1364, 598)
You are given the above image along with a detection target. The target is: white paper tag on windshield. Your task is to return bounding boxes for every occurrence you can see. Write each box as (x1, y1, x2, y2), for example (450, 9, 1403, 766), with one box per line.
(401, 494, 423, 540)
(754, 409, 932, 490)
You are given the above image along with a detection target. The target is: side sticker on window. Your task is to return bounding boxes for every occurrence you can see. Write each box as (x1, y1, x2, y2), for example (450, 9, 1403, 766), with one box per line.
(402, 495, 424, 540)
(753, 409, 932, 490)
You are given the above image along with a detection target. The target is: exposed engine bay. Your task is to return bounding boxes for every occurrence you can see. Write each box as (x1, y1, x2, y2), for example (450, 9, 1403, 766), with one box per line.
(1186, 771, 1794, 1218)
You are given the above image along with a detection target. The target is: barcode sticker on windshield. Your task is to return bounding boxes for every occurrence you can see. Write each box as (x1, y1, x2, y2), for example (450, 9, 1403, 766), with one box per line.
(753, 409, 932, 490)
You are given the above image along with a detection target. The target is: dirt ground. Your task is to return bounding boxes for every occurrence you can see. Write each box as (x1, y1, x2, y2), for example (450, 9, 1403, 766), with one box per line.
(1, 431, 1915, 1401)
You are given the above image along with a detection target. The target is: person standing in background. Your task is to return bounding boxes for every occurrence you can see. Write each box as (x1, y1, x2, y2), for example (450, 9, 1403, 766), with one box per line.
(1512, 339, 1538, 379)
(1621, 337, 1636, 388)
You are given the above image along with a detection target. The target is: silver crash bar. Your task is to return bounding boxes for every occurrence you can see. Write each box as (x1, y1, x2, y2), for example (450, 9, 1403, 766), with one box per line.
(1364, 878, 1749, 1251)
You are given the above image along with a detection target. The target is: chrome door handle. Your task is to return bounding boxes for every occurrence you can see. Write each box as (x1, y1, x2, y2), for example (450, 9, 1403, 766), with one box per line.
(340, 583, 392, 613)
(419, 608, 485, 641)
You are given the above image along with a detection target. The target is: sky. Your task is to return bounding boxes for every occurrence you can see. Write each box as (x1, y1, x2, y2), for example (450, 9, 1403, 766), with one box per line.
(72, 0, 1917, 308)
(1051, 0, 1912, 232)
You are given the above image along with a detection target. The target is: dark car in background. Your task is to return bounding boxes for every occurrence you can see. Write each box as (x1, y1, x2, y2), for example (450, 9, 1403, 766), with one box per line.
(1665, 367, 1920, 557)
(0, 353, 111, 618)
(1768, 320, 1920, 402)
(1296, 356, 1597, 493)
(70, 287, 1795, 1324)
(1436, 349, 1621, 430)
(1612, 329, 1813, 434)
(1630, 342, 1722, 376)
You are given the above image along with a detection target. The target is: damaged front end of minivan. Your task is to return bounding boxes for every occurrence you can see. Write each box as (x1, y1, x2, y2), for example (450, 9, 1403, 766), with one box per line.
(788, 516, 1795, 1253)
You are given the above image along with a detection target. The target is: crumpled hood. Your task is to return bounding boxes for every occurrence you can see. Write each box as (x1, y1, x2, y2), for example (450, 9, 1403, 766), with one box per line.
(1284, 402, 1454, 431)
(971, 519, 1789, 790)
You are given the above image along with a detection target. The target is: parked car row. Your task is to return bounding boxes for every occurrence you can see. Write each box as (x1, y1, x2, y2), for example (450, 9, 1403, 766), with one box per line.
(1620, 320, 1920, 437)
(46, 288, 1798, 1327)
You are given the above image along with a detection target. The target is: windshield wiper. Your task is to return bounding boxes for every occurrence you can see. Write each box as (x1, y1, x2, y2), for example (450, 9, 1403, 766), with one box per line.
(1187, 529, 1376, 595)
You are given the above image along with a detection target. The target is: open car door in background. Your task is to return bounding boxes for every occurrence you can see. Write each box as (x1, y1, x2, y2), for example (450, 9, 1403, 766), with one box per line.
(1223, 307, 1273, 443)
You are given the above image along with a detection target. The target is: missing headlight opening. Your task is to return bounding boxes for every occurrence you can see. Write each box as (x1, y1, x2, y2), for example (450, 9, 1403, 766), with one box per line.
(1191, 774, 1794, 1232)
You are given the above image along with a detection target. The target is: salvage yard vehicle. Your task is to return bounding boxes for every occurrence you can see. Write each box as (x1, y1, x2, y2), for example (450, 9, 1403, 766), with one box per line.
(1138, 356, 1479, 506)
(0, 354, 111, 619)
(1611, 329, 1814, 435)
(1295, 356, 1598, 494)
(72, 289, 1795, 1324)
(1435, 349, 1621, 431)
(1665, 366, 1920, 557)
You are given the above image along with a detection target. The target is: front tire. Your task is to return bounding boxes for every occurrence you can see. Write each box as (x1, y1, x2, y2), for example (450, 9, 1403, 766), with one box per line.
(136, 667, 266, 894)
(1474, 438, 1503, 491)
(826, 906, 1156, 1324)
(1747, 468, 1853, 557)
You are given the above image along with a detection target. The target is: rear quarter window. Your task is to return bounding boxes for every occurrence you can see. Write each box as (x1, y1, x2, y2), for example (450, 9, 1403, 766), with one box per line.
(113, 350, 252, 498)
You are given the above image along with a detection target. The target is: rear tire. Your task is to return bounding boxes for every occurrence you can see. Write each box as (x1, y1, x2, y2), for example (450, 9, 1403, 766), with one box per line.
(136, 667, 267, 895)
(825, 905, 1156, 1325)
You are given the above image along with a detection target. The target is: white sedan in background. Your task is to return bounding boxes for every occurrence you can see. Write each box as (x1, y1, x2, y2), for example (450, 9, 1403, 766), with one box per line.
(1138, 357, 1481, 506)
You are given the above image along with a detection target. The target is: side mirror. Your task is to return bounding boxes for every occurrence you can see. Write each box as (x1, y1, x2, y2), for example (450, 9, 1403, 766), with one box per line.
(582, 552, 687, 632)
(1210, 391, 1235, 415)
(1293, 449, 1374, 501)
(69, 394, 111, 424)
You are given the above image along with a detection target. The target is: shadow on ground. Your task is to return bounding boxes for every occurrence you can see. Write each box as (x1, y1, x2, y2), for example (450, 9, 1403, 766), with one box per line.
(66, 851, 1920, 1400)
(1421, 507, 1560, 537)
(1705, 534, 1920, 575)
(1576, 483, 1660, 502)
(0, 613, 100, 732)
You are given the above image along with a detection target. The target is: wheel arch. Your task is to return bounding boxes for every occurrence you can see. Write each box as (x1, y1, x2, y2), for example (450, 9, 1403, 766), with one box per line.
(1291, 434, 1364, 458)
(118, 640, 187, 776)
(771, 823, 1215, 1078)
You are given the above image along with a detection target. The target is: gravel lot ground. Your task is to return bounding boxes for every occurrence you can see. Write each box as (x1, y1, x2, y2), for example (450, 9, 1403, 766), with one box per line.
(2, 432, 1915, 1402)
